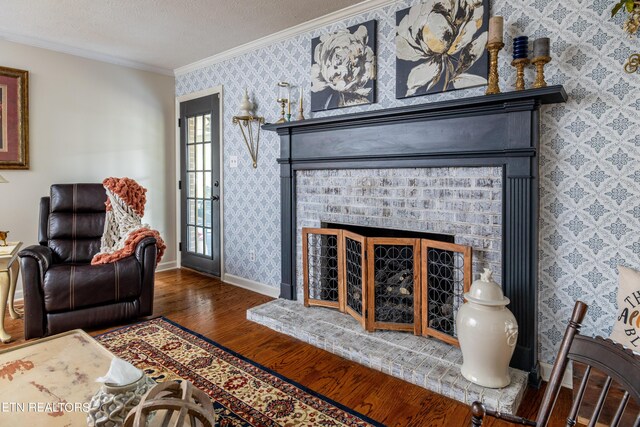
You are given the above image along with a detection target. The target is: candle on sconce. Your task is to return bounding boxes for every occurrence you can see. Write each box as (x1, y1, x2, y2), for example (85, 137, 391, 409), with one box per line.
(488, 16, 504, 44)
(297, 89, 305, 120)
(533, 37, 550, 58)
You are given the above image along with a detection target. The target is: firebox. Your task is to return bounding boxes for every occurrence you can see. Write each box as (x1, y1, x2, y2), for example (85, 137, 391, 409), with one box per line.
(302, 225, 472, 346)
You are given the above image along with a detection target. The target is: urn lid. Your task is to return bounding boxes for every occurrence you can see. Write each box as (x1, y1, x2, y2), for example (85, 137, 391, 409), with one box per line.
(238, 88, 254, 117)
(464, 269, 510, 306)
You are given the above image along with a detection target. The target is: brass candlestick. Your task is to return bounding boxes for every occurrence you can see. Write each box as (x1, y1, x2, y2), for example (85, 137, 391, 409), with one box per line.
(275, 99, 288, 124)
(276, 81, 290, 124)
(511, 58, 530, 91)
(532, 56, 551, 88)
(485, 42, 504, 95)
(297, 93, 305, 121)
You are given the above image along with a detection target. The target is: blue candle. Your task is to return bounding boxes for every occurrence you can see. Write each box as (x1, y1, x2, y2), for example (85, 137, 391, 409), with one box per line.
(513, 36, 529, 60)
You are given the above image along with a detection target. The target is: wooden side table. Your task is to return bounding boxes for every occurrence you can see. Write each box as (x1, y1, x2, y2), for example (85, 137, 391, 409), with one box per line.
(0, 241, 23, 342)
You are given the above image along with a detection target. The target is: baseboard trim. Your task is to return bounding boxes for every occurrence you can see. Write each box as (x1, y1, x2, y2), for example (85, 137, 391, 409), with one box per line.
(157, 261, 178, 272)
(540, 361, 573, 389)
(223, 274, 280, 298)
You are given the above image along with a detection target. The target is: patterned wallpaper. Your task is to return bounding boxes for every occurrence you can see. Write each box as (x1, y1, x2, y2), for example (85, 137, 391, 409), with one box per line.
(176, 0, 640, 365)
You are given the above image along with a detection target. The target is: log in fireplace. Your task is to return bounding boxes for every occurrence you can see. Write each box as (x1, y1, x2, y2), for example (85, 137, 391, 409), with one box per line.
(264, 86, 568, 384)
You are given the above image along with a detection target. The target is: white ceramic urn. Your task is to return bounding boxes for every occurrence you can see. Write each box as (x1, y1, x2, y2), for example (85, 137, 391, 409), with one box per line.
(456, 269, 518, 388)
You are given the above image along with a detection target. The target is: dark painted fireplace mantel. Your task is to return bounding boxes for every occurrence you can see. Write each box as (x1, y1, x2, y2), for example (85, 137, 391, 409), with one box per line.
(264, 86, 568, 384)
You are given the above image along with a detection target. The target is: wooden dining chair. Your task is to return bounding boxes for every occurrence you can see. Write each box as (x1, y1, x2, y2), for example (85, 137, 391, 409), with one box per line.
(470, 300, 640, 427)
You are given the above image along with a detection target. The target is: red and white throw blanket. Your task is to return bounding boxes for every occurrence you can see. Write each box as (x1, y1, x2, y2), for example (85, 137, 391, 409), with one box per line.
(92, 177, 166, 265)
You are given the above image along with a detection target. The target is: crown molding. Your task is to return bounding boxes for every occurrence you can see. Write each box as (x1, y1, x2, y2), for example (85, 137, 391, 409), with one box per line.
(174, 0, 396, 76)
(0, 31, 174, 76)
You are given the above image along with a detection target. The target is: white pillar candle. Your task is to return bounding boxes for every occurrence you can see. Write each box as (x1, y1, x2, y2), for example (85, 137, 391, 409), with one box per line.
(488, 16, 504, 44)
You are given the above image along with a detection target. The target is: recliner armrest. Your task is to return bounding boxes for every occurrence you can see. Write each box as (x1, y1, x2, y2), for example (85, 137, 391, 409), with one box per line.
(19, 245, 52, 339)
(135, 236, 157, 265)
(135, 236, 157, 317)
(18, 245, 53, 273)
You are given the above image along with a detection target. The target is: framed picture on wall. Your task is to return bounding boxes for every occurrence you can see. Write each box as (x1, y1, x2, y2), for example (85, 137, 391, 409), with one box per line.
(395, 0, 488, 99)
(310, 20, 377, 112)
(0, 66, 28, 169)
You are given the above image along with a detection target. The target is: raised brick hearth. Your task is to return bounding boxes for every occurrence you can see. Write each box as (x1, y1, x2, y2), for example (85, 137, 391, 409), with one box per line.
(248, 299, 528, 413)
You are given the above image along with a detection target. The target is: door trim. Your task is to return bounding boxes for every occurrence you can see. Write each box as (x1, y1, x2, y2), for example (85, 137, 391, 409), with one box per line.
(175, 86, 224, 277)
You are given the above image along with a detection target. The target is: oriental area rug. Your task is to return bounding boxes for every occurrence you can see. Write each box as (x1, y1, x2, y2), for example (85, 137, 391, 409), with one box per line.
(95, 317, 384, 427)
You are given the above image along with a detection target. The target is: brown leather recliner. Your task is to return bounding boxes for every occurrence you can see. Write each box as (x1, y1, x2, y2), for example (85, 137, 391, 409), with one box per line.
(18, 184, 157, 339)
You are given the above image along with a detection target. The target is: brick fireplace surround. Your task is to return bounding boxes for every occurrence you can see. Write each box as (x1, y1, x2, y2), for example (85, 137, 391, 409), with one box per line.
(259, 88, 568, 392)
(295, 166, 503, 303)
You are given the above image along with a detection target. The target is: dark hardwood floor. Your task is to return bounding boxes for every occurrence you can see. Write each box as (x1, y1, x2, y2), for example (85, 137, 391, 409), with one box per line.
(3, 269, 573, 426)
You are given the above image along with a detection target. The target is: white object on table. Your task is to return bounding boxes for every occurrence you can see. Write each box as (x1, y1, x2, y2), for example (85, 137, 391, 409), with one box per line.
(0, 241, 23, 343)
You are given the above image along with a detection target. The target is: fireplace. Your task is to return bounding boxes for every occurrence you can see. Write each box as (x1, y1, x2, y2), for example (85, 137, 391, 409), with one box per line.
(264, 86, 568, 384)
(302, 224, 472, 346)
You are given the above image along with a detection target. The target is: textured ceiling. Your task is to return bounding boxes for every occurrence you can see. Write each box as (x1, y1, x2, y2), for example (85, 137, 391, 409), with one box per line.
(0, 0, 363, 73)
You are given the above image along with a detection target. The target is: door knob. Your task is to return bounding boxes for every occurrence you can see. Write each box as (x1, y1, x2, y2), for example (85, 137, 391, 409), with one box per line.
(214, 181, 219, 187)
(211, 196, 220, 201)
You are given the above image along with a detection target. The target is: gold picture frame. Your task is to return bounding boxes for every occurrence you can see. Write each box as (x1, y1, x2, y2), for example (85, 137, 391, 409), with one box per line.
(0, 66, 28, 169)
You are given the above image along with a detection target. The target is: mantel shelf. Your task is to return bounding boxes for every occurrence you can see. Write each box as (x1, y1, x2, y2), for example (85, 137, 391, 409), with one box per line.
(263, 86, 567, 134)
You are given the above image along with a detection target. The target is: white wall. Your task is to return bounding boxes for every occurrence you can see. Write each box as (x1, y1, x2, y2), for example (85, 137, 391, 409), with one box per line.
(0, 39, 176, 296)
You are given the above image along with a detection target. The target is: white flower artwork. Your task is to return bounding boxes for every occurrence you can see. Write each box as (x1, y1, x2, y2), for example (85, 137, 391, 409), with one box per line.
(396, 0, 488, 98)
(311, 20, 377, 112)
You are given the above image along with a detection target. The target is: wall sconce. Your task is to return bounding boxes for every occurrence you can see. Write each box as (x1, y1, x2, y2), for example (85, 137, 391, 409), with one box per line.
(232, 89, 264, 169)
(276, 81, 290, 123)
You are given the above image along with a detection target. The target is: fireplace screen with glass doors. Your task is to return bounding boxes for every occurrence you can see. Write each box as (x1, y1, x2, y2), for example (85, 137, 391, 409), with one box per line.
(302, 227, 472, 346)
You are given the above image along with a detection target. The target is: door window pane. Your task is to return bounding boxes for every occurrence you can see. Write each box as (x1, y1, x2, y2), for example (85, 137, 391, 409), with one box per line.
(187, 172, 196, 197)
(188, 145, 196, 171)
(188, 226, 196, 252)
(204, 143, 211, 171)
(196, 144, 203, 171)
(188, 199, 195, 225)
(204, 114, 211, 142)
(205, 200, 212, 227)
(204, 172, 212, 199)
(196, 227, 204, 254)
(196, 172, 204, 198)
(204, 229, 212, 256)
(196, 116, 203, 142)
(188, 118, 195, 144)
(196, 200, 204, 226)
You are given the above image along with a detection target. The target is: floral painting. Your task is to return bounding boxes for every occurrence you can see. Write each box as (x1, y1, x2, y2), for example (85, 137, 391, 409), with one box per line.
(311, 20, 376, 112)
(396, 0, 488, 98)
